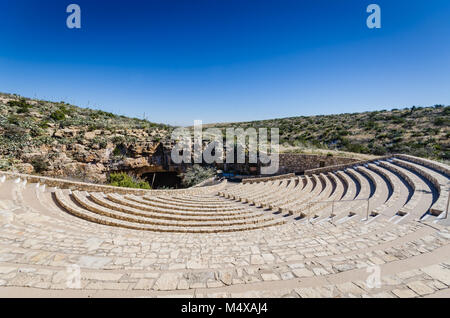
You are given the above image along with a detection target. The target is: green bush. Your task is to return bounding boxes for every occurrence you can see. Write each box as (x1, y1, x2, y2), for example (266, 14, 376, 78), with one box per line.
(50, 110, 66, 121)
(17, 104, 31, 114)
(179, 165, 216, 188)
(8, 99, 31, 113)
(109, 172, 151, 189)
(0, 158, 13, 171)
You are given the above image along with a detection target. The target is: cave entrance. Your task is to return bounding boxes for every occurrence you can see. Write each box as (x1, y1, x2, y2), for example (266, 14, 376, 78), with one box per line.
(142, 171, 182, 189)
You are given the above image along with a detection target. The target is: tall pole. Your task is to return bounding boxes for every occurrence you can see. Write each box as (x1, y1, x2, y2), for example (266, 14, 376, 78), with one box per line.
(366, 198, 370, 221)
(151, 173, 156, 188)
(331, 201, 334, 218)
(446, 185, 450, 219)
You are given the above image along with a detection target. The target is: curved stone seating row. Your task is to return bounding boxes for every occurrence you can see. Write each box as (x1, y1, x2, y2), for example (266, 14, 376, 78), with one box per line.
(380, 161, 433, 220)
(335, 168, 370, 213)
(225, 180, 283, 201)
(53, 189, 286, 233)
(218, 155, 448, 225)
(133, 194, 246, 212)
(155, 194, 237, 207)
(4, 178, 424, 259)
(253, 177, 303, 208)
(241, 173, 296, 184)
(0, 181, 437, 265)
(298, 173, 346, 221)
(393, 158, 449, 216)
(160, 193, 233, 202)
(1, 192, 449, 297)
(239, 177, 303, 210)
(367, 163, 409, 218)
(286, 171, 351, 219)
(285, 174, 327, 216)
(288, 174, 333, 218)
(106, 193, 265, 219)
(312, 168, 381, 222)
(0, 170, 228, 196)
(356, 166, 390, 220)
(243, 179, 292, 204)
(302, 173, 349, 220)
(218, 178, 288, 200)
(75, 191, 275, 228)
(2, 182, 449, 295)
(4, 180, 414, 264)
(396, 154, 450, 177)
(8, 180, 411, 260)
(0, 213, 431, 271)
(237, 179, 291, 204)
(270, 177, 312, 214)
(274, 176, 316, 210)
(1, 155, 449, 297)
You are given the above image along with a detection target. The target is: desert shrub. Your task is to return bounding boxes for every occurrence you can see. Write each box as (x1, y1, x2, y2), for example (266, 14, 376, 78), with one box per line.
(7, 115, 20, 125)
(112, 144, 126, 157)
(17, 101, 31, 114)
(179, 165, 216, 188)
(50, 110, 66, 121)
(31, 156, 48, 173)
(3, 124, 27, 142)
(111, 135, 126, 145)
(35, 135, 53, 146)
(30, 126, 45, 137)
(50, 104, 74, 122)
(340, 138, 369, 153)
(8, 99, 31, 113)
(38, 120, 49, 129)
(0, 158, 13, 171)
(109, 172, 151, 189)
(391, 116, 406, 124)
(371, 144, 387, 155)
(434, 117, 447, 126)
(97, 138, 108, 149)
(90, 110, 116, 119)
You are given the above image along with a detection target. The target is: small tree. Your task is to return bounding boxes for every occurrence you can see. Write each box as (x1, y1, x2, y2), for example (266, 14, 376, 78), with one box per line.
(109, 172, 151, 189)
(179, 165, 216, 188)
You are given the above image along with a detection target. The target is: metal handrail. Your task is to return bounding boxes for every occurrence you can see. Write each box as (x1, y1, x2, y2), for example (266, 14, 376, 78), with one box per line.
(288, 197, 373, 221)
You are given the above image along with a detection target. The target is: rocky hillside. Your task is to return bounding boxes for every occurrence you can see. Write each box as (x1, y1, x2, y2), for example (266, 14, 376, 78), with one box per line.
(0, 93, 173, 183)
(208, 106, 450, 163)
(1, 92, 449, 184)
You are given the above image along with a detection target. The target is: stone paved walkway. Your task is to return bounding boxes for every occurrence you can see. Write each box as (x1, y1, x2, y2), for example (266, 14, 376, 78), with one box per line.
(0, 154, 449, 297)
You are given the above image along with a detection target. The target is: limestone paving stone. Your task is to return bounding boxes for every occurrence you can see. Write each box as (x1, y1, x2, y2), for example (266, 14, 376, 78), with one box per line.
(0, 155, 449, 297)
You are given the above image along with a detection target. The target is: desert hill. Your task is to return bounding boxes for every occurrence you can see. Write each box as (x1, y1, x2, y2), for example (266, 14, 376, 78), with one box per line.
(0, 92, 448, 184)
(208, 106, 449, 162)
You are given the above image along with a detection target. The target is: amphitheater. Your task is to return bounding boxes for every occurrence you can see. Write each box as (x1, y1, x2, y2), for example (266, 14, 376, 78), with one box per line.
(0, 153, 449, 298)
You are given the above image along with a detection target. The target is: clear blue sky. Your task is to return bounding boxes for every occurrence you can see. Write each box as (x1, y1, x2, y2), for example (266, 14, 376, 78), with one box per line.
(0, 0, 449, 126)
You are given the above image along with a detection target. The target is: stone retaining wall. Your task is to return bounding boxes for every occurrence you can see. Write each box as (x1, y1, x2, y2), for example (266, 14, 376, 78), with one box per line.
(277, 154, 359, 174)
(395, 154, 450, 177)
(0, 171, 226, 195)
(304, 155, 392, 175)
(242, 173, 296, 184)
